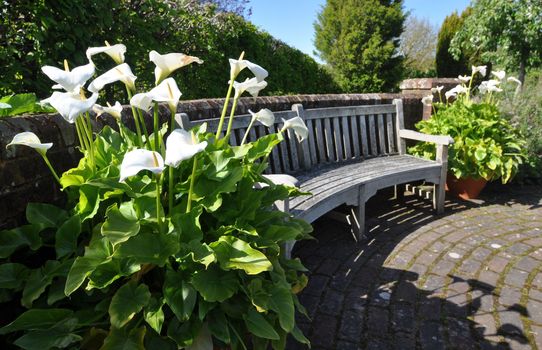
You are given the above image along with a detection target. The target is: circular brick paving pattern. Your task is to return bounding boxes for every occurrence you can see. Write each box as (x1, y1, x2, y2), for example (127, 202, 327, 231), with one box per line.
(289, 185, 542, 350)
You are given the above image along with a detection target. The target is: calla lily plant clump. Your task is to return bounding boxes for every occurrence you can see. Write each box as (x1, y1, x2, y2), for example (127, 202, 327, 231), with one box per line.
(412, 65, 528, 183)
(0, 43, 313, 349)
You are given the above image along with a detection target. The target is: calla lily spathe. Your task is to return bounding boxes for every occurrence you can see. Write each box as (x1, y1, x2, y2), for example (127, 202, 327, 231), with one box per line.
(431, 86, 444, 93)
(479, 79, 502, 94)
(492, 70, 506, 80)
(458, 75, 470, 83)
(149, 50, 203, 85)
(249, 108, 275, 127)
(119, 149, 165, 181)
(41, 62, 95, 92)
(229, 58, 268, 82)
(472, 65, 487, 77)
(507, 76, 522, 86)
(148, 78, 182, 111)
(445, 84, 469, 100)
(421, 95, 433, 106)
(233, 77, 267, 98)
(130, 92, 153, 112)
(88, 63, 137, 93)
(86, 44, 126, 64)
(6, 132, 52, 156)
(280, 117, 308, 142)
(42, 91, 99, 123)
(93, 101, 123, 120)
(164, 129, 208, 167)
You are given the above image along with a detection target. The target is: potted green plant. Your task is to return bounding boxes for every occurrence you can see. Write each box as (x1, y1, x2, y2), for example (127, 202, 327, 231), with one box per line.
(0, 44, 312, 349)
(411, 66, 527, 199)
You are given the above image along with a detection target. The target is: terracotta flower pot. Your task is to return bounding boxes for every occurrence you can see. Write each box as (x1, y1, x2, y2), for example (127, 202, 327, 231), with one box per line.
(445, 174, 488, 200)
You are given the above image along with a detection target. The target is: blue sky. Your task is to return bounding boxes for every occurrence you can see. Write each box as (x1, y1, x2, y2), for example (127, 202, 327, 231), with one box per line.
(249, 0, 471, 61)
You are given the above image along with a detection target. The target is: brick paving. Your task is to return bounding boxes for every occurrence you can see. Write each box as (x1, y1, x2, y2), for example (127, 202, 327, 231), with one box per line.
(289, 185, 542, 350)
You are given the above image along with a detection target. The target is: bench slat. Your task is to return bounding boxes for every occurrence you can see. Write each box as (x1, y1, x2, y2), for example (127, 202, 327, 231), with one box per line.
(278, 129, 291, 173)
(368, 114, 378, 156)
(333, 117, 344, 161)
(324, 118, 335, 162)
(351, 115, 361, 159)
(268, 124, 282, 173)
(314, 118, 327, 163)
(386, 113, 395, 154)
(359, 115, 369, 158)
(342, 116, 352, 160)
(377, 114, 386, 154)
(306, 119, 318, 166)
(287, 129, 301, 172)
(304, 105, 396, 120)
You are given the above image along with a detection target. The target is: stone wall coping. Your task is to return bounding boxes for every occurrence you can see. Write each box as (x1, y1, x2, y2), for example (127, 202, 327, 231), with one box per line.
(400, 78, 460, 90)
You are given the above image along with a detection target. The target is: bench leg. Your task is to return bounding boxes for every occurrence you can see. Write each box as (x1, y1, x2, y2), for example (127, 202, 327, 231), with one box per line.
(282, 241, 295, 259)
(434, 181, 445, 214)
(394, 184, 406, 201)
(348, 205, 366, 241)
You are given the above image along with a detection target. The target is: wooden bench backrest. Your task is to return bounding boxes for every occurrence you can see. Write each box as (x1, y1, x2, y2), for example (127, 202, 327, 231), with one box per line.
(176, 99, 405, 175)
(176, 110, 304, 174)
(295, 101, 403, 169)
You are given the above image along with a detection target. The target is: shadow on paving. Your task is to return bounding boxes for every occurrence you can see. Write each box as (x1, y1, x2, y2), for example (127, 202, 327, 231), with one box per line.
(288, 185, 542, 350)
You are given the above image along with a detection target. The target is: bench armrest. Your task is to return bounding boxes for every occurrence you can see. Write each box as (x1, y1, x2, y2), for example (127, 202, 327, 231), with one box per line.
(399, 129, 454, 146)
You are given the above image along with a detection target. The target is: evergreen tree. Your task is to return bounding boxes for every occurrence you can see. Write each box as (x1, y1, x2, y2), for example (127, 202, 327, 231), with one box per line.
(314, 0, 405, 92)
(436, 10, 471, 77)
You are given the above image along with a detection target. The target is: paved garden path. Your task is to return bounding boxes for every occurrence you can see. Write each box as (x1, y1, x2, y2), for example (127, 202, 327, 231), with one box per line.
(289, 185, 542, 350)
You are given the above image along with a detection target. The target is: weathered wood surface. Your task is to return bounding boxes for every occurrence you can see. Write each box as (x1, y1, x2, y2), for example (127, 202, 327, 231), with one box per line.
(177, 99, 451, 247)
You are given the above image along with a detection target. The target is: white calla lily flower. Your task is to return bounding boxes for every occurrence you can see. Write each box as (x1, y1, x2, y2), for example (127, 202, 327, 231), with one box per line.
(249, 108, 275, 127)
(472, 65, 487, 77)
(431, 86, 444, 93)
(88, 63, 137, 93)
(233, 77, 267, 98)
(41, 62, 95, 92)
(41, 91, 98, 123)
(6, 132, 52, 156)
(149, 50, 203, 85)
(492, 70, 506, 80)
(479, 79, 502, 94)
(86, 43, 126, 64)
(164, 129, 208, 167)
(148, 78, 182, 111)
(229, 58, 268, 82)
(458, 75, 470, 83)
(130, 92, 153, 112)
(280, 117, 308, 142)
(93, 101, 123, 120)
(507, 76, 522, 86)
(445, 90, 457, 100)
(421, 95, 433, 106)
(119, 149, 165, 181)
(449, 84, 469, 95)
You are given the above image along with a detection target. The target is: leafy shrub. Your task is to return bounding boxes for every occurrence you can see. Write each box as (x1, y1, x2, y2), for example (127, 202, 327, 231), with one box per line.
(498, 69, 542, 182)
(0, 1, 339, 100)
(0, 93, 55, 117)
(410, 68, 527, 183)
(0, 46, 312, 349)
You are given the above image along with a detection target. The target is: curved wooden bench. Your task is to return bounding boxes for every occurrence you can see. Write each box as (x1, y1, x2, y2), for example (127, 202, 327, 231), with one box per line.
(178, 99, 453, 256)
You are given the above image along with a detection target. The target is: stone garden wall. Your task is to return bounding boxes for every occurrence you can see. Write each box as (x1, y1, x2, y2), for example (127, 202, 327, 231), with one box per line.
(0, 93, 425, 229)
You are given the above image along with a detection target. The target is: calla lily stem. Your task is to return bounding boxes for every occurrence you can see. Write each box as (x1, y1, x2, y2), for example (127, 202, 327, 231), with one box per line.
(75, 118, 87, 152)
(186, 155, 198, 213)
(153, 103, 160, 152)
(156, 174, 163, 234)
(42, 154, 61, 185)
(168, 166, 174, 214)
(125, 88, 144, 148)
(216, 82, 234, 139)
(224, 97, 240, 141)
(240, 117, 256, 145)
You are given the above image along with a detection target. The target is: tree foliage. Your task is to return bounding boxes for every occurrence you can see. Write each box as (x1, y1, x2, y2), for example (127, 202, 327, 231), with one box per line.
(450, 0, 542, 83)
(399, 16, 437, 78)
(314, 0, 405, 92)
(435, 9, 472, 78)
(0, 0, 339, 99)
